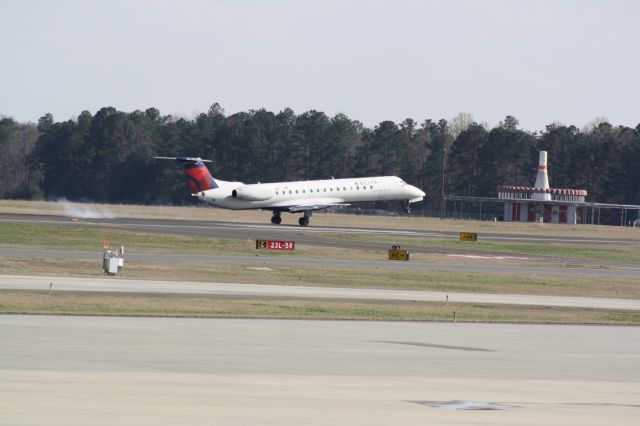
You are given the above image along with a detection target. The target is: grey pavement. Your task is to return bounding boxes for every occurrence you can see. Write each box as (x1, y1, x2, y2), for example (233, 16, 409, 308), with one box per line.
(1, 315, 638, 425)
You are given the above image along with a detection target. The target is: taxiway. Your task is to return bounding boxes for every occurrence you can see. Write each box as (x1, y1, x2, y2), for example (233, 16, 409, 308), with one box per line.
(1, 315, 638, 426)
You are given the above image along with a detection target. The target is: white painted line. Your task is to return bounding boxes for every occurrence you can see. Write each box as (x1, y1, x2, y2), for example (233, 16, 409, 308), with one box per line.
(447, 254, 530, 260)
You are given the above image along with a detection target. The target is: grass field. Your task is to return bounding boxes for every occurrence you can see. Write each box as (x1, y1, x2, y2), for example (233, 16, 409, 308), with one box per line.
(1, 257, 638, 300)
(2, 291, 639, 324)
(2, 219, 639, 265)
(1, 200, 639, 323)
(323, 233, 640, 263)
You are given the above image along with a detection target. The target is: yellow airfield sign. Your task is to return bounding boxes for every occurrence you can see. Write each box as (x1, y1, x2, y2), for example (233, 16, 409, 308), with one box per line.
(388, 249, 409, 261)
(459, 232, 478, 241)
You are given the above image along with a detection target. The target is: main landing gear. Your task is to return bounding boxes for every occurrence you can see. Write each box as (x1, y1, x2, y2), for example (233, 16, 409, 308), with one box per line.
(271, 211, 312, 226)
(298, 211, 312, 227)
(271, 212, 282, 225)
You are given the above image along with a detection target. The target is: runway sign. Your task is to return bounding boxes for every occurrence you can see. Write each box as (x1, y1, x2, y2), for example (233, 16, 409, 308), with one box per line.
(256, 240, 295, 251)
(388, 249, 409, 261)
(459, 232, 478, 241)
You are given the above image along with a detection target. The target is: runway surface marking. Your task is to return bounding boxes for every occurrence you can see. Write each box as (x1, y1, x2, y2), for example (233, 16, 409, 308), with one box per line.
(447, 254, 530, 260)
(376, 340, 495, 352)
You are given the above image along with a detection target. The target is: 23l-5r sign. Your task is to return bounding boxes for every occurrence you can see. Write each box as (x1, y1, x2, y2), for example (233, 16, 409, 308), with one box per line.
(255, 239, 295, 251)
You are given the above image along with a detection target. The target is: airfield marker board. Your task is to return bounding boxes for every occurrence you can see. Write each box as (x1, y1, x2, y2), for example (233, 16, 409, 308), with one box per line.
(256, 240, 295, 251)
(459, 232, 478, 241)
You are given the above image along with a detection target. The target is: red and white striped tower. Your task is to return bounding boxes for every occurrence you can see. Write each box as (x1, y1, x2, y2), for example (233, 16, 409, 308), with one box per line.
(531, 151, 551, 201)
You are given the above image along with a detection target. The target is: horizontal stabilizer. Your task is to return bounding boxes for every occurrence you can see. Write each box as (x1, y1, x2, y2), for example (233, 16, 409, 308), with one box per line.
(154, 156, 212, 163)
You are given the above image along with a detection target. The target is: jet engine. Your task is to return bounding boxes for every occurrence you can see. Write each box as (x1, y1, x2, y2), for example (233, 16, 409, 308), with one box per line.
(231, 184, 275, 201)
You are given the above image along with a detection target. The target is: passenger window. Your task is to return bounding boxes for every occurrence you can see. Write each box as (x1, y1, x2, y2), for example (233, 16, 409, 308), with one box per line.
(330, 188, 333, 192)
(343, 187, 346, 190)
(370, 185, 373, 189)
(289, 190, 292, 194)
(296, 190, 299, 194)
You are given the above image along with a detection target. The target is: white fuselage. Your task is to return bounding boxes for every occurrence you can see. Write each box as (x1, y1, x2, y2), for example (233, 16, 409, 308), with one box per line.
(195, 176, 425, 211)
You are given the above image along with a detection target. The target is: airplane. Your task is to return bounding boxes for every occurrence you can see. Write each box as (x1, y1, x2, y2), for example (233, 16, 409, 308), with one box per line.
(155, 156, 425, 226)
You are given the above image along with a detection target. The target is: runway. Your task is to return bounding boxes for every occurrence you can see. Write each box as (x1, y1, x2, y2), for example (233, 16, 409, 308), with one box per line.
(1, 315, 638, 425)
(4, 212, 640, 247)
(2, 274, 640, 311)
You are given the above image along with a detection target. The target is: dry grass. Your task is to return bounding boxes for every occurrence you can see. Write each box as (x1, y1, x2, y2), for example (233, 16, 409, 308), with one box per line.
(1, 257, 638, 300)
(2, 291, 639, 324)
(323, 232, 640, 263)
(2, 199, 639, 240)
(0, 222, 388, 261)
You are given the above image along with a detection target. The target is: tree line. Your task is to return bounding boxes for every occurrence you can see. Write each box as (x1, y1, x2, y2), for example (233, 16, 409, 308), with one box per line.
(1, 104, 639, 217)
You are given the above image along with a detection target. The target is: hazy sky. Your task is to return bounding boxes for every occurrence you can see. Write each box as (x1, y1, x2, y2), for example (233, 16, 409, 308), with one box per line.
(2, 0, 639, 131)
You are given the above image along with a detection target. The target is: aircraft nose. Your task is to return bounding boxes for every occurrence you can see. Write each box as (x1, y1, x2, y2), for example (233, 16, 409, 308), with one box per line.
(409, 185, 425, 198)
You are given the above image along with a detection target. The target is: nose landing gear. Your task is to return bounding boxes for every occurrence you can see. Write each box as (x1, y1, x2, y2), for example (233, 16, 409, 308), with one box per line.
(403, 200, 411, 214)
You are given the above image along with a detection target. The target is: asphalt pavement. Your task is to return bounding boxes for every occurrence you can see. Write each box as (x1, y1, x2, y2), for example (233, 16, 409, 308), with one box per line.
(1, 315, 638, 426)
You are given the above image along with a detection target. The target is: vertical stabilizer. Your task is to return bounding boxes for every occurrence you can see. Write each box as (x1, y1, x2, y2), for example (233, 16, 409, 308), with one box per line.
(155, 156, 218, 193)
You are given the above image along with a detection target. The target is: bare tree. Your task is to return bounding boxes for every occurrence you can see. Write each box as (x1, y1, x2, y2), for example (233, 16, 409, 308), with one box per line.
(449, 112, 475, 138)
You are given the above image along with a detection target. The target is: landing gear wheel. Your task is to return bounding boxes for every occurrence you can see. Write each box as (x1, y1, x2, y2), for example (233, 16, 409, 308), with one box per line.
(271, 214, 282, 225)
(298, 217, 310, 227)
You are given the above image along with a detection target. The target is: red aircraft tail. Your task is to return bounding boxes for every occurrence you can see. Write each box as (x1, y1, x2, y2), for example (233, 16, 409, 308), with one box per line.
(155, 156, 218, 193)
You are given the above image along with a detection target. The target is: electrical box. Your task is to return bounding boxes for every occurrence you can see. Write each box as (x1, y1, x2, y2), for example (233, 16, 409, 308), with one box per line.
(102, 246, 124, 275)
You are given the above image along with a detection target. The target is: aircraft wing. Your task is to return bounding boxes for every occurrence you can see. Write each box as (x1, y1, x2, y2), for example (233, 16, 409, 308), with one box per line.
(270, 198, 350, 213)
(286, 203, 350, 213)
